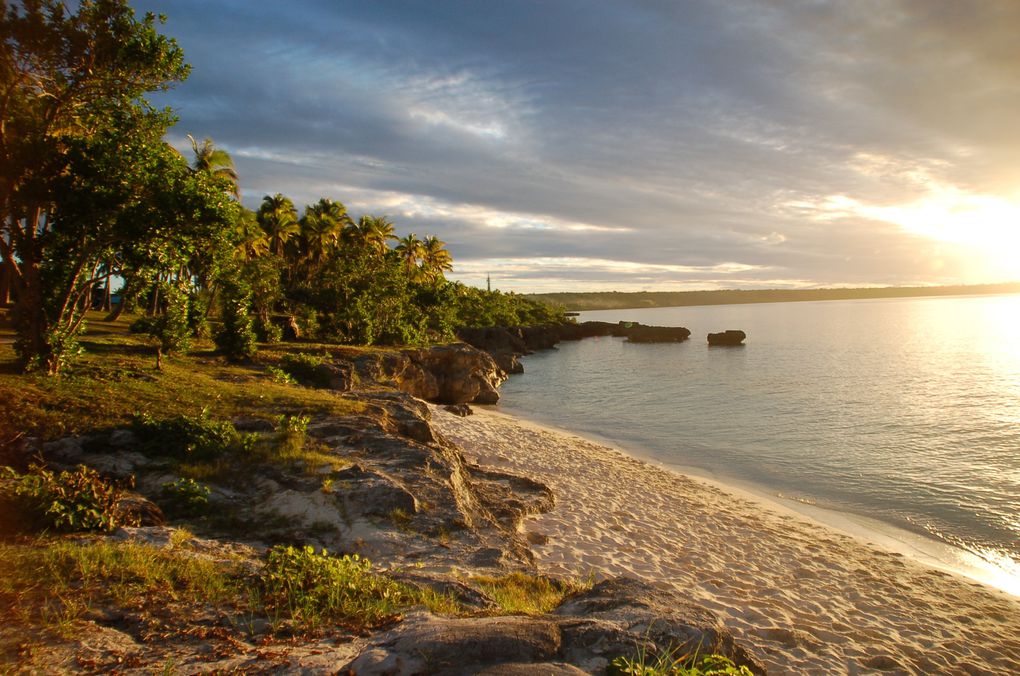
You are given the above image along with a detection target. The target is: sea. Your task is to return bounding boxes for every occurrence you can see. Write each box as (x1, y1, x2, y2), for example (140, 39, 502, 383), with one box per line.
(497, 293, 1020, 596)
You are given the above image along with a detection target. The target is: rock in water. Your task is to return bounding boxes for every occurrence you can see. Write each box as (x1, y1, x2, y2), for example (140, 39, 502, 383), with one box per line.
(707, 329, 746, 346)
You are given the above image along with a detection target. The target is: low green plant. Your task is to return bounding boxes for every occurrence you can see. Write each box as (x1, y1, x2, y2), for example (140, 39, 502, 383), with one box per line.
(133, 410, 255, 461)
(265, 365, 296, 384)
(279, 352, 329, 387)
(260, 545, 460, 630)
(0, 464, 138, 533)
(160, 478, 212, 517)
(469, 571, 593, 615)
(609, 646, 754, 676)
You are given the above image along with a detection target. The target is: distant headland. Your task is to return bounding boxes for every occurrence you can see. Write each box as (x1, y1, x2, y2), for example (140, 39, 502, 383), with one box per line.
(529, 282, 1020, 312)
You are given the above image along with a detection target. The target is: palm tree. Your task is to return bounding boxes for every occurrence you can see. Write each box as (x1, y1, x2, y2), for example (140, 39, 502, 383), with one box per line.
(300, 198, 348, 267)
(234, 208, 269, 261)
(257, 194, 299, 257)
(351, 214, 397, 256)
(395, 233, 424, 276)
(187, 134, 240, 199)
(421, 235, 453, 283)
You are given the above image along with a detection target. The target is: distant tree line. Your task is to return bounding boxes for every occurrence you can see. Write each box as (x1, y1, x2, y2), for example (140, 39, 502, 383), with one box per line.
(0, 0, 563, 374)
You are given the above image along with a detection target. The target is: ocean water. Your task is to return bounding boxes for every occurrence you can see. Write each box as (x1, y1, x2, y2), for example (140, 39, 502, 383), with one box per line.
(497, 294, 1020, 593)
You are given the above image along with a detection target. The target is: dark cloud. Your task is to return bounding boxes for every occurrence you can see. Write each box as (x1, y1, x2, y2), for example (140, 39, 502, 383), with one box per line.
(134, 0, 1020, 291)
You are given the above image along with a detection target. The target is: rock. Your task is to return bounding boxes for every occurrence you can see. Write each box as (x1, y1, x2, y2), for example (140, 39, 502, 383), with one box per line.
(444, 403, 473, 417)
(314, 361, 353, 391)
(707, 329, 746, 346)
(108, 429, 137, 448)
(622, 324, 691, 343)
(342, 612, 563, 675)
(344, 577, 767, 675)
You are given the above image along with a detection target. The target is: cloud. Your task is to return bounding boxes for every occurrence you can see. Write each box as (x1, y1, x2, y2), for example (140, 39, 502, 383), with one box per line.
(137, 0, 1020, 291)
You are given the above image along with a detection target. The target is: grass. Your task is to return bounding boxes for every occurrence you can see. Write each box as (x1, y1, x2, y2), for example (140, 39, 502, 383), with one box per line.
(469, 571, 594, 615)
(0, 312, 365, 443)
(609, 644, 755, 676)
(0, 535, 464, 663)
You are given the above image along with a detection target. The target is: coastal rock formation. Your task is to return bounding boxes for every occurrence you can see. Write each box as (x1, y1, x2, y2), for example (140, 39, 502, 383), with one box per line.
(350, 343, 507, 405)
(707, 329, 746, 346)
(343, 577, 766, 675)
(457, 320, 692, 370)
(623, 324, 692, 343)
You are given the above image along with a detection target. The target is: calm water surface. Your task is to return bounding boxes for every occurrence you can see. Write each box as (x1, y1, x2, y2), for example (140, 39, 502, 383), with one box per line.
(498, 295, 1020, 590)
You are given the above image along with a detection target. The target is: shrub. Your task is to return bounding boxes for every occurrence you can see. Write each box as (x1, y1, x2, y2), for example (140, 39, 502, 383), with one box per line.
(261, 545, 447, 630)
(159, 478, 212, 517)
(215, 278, 258, 360)
(133, 411, 255, 461)
(280, 352, 329, 387)
(0, 464, 138, 533)
(265, 365, 296, 384)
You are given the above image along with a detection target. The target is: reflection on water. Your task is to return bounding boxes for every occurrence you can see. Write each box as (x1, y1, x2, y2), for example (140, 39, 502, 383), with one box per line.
(499, 294, 1020, 593)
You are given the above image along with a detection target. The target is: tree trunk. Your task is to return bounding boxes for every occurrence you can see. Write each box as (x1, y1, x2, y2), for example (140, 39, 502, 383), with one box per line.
(0, 258, 11, 307)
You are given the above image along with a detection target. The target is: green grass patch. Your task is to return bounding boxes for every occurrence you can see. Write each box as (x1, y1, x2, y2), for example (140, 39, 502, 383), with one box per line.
(609, 648, 755, 676)
(259, 545, 461, 631)
(469, 571, 593, 615)
(0, 313, 364, 443)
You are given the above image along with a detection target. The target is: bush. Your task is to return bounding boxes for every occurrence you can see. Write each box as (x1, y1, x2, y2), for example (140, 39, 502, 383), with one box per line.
(215, 278, 258, 360)
(0, 464, 138, 533)
(280, 352, 329, 387)
(133, 411, 255, 461)
(159, 478, 211, 517)
(261, 545, 425, 629)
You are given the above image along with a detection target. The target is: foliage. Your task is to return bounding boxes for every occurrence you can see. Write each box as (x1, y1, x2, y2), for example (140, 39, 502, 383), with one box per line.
(265, 365, 296, 384)
(148, 281, 192, 367)
(260, 545, 459, 630)
(0, 464, 137, 533)
(609, 648, 754, 676)
(159, 477, 211, 517)
(469, 571, 593, 615)
(280, 351, 329, 386)
(0, 0, 247, 373)
(215, 275, 258, 360)
(133, 411, 254, 462)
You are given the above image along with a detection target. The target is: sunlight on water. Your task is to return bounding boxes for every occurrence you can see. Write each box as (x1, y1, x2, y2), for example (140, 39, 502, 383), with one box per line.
(500, 293, 1020, 595)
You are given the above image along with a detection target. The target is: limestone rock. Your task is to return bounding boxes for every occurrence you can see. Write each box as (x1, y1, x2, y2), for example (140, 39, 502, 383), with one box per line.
(707, 329, 746, 346)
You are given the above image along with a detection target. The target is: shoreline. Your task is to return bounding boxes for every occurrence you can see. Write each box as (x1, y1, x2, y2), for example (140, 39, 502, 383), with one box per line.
(497, 403, 1020, 600)
(431, 404, 1020, 674)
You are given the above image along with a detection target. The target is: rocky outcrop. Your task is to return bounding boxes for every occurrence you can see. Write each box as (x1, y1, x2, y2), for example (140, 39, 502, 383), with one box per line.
(708, 329, 746, 346)
(457, 320, 691, 371)
(623, 324, 691, 343)
(349, 343, 507, 405)
(343, 577, 766, 675)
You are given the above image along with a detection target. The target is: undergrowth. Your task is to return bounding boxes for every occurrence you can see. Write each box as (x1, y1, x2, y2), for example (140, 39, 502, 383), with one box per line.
(469, 571, 594, 615)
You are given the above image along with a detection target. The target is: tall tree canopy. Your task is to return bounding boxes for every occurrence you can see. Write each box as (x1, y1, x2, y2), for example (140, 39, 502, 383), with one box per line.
(0, 0, 237, 372)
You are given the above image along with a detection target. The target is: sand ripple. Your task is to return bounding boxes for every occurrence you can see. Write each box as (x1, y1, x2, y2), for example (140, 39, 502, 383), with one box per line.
(432, 406, 1020, 675)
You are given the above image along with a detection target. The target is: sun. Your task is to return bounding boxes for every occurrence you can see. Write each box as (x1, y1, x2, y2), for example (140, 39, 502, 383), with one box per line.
(859, 188, 1020, 281)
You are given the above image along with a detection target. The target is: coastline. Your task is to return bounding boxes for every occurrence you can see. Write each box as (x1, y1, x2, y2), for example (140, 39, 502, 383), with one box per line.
(499, 402, 1020, 600)
(431, 404, 1020, 674)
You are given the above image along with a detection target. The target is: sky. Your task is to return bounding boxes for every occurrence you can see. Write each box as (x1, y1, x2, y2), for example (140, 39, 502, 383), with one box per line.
(133, 0, 1020, 293)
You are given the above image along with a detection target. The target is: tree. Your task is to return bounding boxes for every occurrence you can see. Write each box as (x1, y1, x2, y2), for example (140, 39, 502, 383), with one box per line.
(421, 235, 453, 284)
(256, 194, 299, 258)
(299, 198, 348, 270)
(187, 134, 239, 198)
(0, 0, 202, 372)
(350, 214, 395, 256)
(395, 233, 423, 277)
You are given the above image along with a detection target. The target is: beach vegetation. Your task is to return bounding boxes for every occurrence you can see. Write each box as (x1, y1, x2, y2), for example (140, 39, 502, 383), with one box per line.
(469, 571, 593, 615)
(260, 545, 461, 631)
(0, 464, 138, 534)
(609, 645, 755, 676)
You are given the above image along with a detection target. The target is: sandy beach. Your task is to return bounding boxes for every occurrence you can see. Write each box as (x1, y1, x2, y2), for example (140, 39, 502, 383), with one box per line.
(431, 405, 1020, 675)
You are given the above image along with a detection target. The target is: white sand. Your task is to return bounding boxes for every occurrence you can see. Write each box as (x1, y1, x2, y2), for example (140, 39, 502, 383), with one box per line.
(431, 405, 1020, 675)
